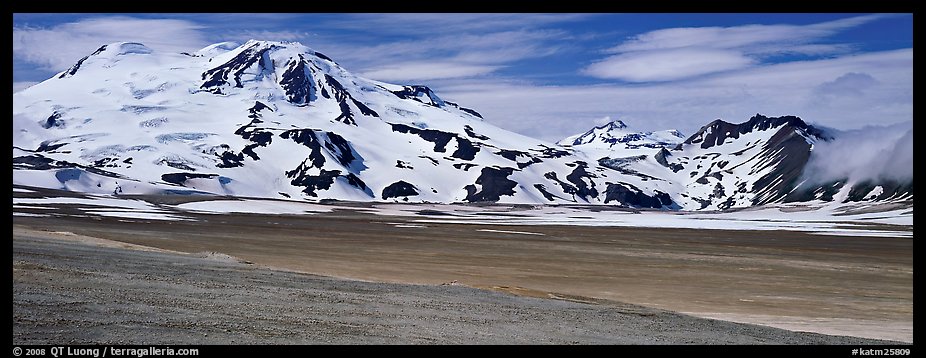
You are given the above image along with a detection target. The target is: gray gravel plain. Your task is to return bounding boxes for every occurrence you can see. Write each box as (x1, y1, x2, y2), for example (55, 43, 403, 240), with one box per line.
(12, 234, 899, 345)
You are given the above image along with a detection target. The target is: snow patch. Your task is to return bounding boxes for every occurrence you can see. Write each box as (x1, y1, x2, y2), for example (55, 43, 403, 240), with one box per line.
(87, 210, 192, 221)
(174, 199, 332, 214)
(13, 212, 50, 217)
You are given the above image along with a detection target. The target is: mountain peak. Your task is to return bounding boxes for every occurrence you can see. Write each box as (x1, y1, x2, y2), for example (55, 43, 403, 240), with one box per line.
(109, 42, 154, 55)
(559, 119, 683, 150)
(744, 113, 807, 131)
(56, 42, 155, 79)
(598, 119, 628, 131)
(391, 85, 445, 107)
(194, 41, 241, 56)
(243, 39, 321, 53)
(683, 114, 829, 149)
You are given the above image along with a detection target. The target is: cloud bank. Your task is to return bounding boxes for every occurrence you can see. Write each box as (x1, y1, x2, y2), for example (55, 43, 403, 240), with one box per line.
(802, 121, 913, 185)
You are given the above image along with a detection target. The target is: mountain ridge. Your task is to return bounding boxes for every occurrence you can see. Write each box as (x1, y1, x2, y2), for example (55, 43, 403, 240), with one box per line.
(12, 40, 912, 210)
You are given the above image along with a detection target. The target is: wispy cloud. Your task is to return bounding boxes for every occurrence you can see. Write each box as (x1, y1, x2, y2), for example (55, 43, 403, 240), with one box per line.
(307, 17, 581, 84)
(318, 30, 568, 65)
(813, 72, 880, 98)
(583, 14, 892, 82)
(584, 48, 754, 82)
(12, 81, 38, 93)
(360, 62, 501, 82)
(222, 30, 312, 44)
(13, 16, 209, 71)
(320, 13, 594, 35)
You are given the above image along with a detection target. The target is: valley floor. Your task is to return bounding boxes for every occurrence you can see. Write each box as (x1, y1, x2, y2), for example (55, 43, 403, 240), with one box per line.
(11, 188, 913, 344)
(13, 228, 902, 345)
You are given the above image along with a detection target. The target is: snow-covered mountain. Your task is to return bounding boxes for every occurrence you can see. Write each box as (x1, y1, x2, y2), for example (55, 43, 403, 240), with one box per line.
(561, 114, 912, 210)
(653, 114, 834, 210)
(12, 40, 615, 204)
(12, 40, 912, 210)
(558, 119, 685, 152)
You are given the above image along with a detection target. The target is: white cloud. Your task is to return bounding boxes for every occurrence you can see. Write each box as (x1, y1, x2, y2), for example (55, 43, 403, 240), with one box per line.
(441, 49, 911, 142)
(802, 122, 913, 185)
(13, 81, 38, 93)
(321, 14, 593, 35)
(360, 62, 501, 82)
(583, 48, 754, 82)
(813, 72, 879, 98)
(585, 14, 891, 82)
(310, 29, 569, 84)
(594, 116, 614, 126)
(13, 16, 209, 72)
(224, 30, 311, 43)
(305, 20, 574, 84)
(608, 14, 888, 54)
(325, 30, 567, 66)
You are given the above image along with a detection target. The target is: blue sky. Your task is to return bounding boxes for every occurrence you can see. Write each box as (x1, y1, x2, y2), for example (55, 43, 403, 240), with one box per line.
(12, 13, 913, 141)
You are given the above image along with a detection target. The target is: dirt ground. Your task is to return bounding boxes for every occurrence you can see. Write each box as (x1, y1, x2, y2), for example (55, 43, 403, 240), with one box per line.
(11, 195, 912, 343)
(13, 230, 902, 344)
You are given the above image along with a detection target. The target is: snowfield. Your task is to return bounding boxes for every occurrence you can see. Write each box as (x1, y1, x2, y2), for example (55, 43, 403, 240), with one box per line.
(10, 189, 912, 238)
